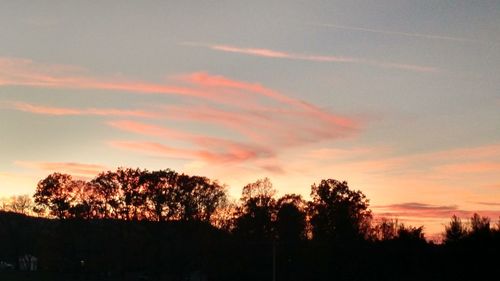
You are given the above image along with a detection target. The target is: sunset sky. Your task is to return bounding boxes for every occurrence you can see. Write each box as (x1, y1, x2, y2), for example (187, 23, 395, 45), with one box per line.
(1, 1, 499, 236)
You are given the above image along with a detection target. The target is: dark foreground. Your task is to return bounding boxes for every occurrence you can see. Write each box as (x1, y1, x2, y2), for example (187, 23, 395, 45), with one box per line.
(1, 211, 499, 281)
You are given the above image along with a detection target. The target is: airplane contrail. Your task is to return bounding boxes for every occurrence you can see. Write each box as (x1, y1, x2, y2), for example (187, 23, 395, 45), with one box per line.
(311, 23, 477, 43)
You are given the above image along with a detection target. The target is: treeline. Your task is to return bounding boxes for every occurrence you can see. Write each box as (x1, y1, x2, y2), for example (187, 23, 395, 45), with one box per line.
(30, 168, 375, 243)
(32, 168, 226, 222)
(28, 168, 500, 244)
(1, 167, 499, 280)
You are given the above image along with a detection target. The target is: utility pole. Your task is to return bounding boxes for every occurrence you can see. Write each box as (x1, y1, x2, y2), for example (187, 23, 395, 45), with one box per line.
(272, 241, 276, 281)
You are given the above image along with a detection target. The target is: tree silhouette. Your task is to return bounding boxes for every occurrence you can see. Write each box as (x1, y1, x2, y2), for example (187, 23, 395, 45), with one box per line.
(373, 217, 399, 241)
(34, 173, 74, 219)
(469, 213, 491, 241)
(235, 178, 276, 241)
(275, 194, 307, 242)
(175, 174, 226, 222)
(309, 179, 372, 241)
(444, 215, 468, 243)
(6, 167, 500, 281)
(116, 167, 144, 220)
(2, 195, 34, 215)
(66, 179, 93, 219)
(90, 171, 121, 219)
(210, 199, 238, 231)
(396, 224, 426, 244)
(140, 169, 178, 221)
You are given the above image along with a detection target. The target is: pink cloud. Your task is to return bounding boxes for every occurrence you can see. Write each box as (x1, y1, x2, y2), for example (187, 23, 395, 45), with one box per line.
(211, 45, 292, 59)
(178, 72, 358, 131)
(107, 120, 274, 163)
(1, 56, 360, 171)
(159, 105, 267, 141)
(109, 140, 269, 164)
(103, 73, 359, 169)
(203, 44, 438, 73)
(107, 120, 186, 138)
(212, 45, 358, 63)
(0, 57, 251, 106)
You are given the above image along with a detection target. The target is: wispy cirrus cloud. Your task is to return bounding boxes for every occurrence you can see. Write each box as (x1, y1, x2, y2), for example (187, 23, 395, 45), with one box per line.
(0, 57, 251, 106)
(1, 56, 359, 171)
(310, 23, 476, 43)
(10, 102, 160, 118)
(179, 72, 356, 128)
(107, 120, 274, 163)
(182, 43, 438, 73)
(14, 161, 108, 178)
(210, 44, 357, 63)
(109, 140, 269, 164)
(106, 72, 359, 168)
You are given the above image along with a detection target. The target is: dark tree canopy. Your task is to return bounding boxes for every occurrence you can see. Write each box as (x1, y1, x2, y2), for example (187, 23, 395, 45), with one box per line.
(444, 215, 468, 243)
(275, 194, 307, 241)
(34, 173, 74, 219)
(139, 169, 178, 221)
(234, 178, 276, 241)
(33, 168, 226, 223)
(309, 179, 372, 241)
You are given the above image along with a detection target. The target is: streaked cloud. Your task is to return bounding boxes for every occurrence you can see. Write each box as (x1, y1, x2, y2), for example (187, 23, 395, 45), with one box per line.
(109, 140, 269, 164)
(474, 202, 500, 207)
(211, 44, 357, 63)
(15, 161, 107, 178)
(10, 102, 160, 118)
(0, 57, 248, 106)
(1, 56, 360, 171)
(183, 43, 438, 73)
(105, 71, 359, 168)
(108, 120, 274, 163)
(373, 202, 500, 220)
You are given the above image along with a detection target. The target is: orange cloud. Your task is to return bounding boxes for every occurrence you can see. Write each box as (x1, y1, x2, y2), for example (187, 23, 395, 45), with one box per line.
(193, 44, 438, 73)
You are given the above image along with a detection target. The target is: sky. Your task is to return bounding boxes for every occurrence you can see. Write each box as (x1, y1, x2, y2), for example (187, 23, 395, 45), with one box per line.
(1, 0, 499, 236)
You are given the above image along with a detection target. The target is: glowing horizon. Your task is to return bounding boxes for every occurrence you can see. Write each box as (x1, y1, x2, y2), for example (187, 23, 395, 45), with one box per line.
(1, 1, 499, 236)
